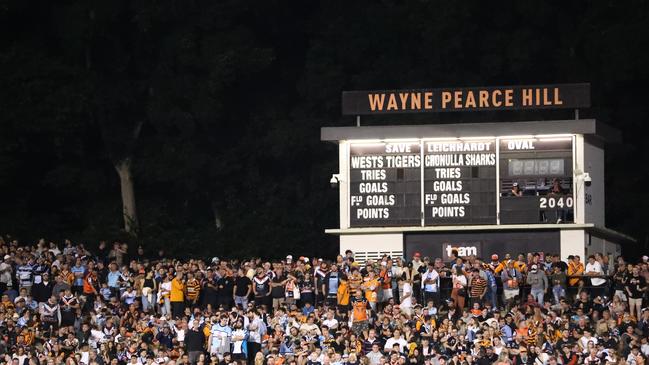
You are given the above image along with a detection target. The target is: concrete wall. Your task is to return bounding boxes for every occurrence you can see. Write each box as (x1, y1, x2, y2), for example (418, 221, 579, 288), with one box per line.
(340, 233, 403, 263)
(560, 229, 586, 261)
(583, 141, 606, 226)
(339, 142, 350, 229)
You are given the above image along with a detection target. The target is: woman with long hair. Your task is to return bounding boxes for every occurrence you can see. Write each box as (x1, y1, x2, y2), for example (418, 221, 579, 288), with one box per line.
(450, 267, 467, 312)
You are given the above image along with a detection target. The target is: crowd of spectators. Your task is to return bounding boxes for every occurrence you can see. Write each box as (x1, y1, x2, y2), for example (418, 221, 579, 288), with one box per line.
(0, 236, 648, 365)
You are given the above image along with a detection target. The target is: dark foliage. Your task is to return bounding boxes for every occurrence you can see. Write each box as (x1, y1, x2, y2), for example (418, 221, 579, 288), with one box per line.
(1, 1, 648, 258)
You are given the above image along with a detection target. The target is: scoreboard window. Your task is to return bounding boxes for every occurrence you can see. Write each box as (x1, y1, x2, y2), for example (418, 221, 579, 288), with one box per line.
(499, 137, 574, 224)
(349, 142, 421, 227)
(423, 139, 497, 225)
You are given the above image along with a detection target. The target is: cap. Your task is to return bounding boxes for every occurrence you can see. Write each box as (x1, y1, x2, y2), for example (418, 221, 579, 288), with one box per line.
(303, 257, 309, 262)
(531, 264, 538, 270)
(491, 254, 499, 261)
(286, 255, 293, 260)
(643, 255, 649, 261)
(414, 252, 421, 257)
(512, 182, 519, 187)
(3, 255, 10, 260)
(211, 257, 220, 263)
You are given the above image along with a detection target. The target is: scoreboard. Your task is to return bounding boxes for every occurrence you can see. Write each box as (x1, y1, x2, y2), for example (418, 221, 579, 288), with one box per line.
(423, 139, 496, 225)
(348, 136, 574, 227)
(349, 142, 421, 226)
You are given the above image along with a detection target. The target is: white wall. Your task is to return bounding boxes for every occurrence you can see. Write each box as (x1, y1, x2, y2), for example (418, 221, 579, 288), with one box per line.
(583, 141, 605, 226)
(574, 135, 585, 224)
(560, 229, 586, 261)
(339, 142, 350, 229)
(340, 233, 404, 263)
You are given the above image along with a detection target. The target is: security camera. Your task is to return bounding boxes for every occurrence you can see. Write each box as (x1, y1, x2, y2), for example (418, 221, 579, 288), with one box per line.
(330, 174, 340, 189)
(583, 172, 592, 187)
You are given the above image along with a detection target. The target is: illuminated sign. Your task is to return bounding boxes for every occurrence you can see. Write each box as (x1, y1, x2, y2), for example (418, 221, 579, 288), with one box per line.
(342, 83, 590, 115)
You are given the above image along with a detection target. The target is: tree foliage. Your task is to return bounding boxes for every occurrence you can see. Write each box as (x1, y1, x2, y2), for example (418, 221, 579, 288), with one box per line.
(1, 0, 648, 258)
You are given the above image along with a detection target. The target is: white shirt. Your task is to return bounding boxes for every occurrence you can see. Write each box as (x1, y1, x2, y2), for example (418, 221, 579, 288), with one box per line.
(586, 261, 605, 286)
(421, 269, 439, 292)
(401, 282, 413, 308)
(384, 337, 408, 352)
(322, 318, 339, 329)
(579, 335, 598, 352)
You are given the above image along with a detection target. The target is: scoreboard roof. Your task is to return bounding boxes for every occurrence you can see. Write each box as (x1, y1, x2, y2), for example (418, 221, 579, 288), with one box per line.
(321, 119, 620, 143)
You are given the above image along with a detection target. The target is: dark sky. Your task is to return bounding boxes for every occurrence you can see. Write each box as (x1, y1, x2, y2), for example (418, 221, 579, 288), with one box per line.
(0, 1, 648, 258)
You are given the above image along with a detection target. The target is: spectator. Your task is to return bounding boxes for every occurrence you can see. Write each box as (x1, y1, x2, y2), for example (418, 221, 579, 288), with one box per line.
(1, 236, 648, 365)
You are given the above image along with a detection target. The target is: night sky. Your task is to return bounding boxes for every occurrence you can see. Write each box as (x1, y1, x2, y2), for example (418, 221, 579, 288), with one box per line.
(1, 1, 648, 259)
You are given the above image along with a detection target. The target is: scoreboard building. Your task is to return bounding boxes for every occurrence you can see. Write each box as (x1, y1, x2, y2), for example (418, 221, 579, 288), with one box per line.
(323, 84, 634, 263)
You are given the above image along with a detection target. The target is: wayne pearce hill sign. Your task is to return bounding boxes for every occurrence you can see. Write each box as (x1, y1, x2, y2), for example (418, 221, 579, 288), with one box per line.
(341, 83, 590, 115)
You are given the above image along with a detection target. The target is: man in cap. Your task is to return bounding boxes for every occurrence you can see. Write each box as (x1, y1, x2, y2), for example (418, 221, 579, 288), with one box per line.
(526, 264, 549, 305)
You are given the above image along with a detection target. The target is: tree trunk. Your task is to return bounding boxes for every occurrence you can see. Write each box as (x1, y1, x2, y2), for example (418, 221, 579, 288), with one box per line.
(115, 158, 139, 235)
(212, 202, 223, 230)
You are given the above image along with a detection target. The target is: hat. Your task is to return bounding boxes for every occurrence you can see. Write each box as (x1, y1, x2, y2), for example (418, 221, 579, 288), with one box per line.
(512, 182, 519, 187)
(414, 252, 421, 257)
(643, 256, 649, 262)
(286, 255, 293, 261)
(531, 264, 538, 271)
(211, 257, 220, 263)
(303, 257, 309, 263)
(491, 254, 499, 261)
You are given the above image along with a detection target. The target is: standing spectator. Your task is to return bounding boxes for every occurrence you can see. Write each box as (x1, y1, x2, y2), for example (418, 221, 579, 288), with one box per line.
(106, 263, 123, 298)
(40, 295, 60, 333)
(231, 320, 248, 361)
(185, 272, 201, 310)
(171, 271, 185, 319)
(217, 268, 235, 310)
(626, 265, 647, 320)
(362, 269, 379, 311)
(585, 255, 606, 298)
(71, 257, 86, 295)
(59, 287, 79, 327)
(410, 252, 424, 302)
(526, 264, 549, 305)
(234, 268, 252, 309)
(468, 268, 487, 308)
(139, 270, 157, 313)
(209, 316, 232, 359)
(298, 271, 315, 306)
(450, 267, 467, 311)
(613, 263, 629, 301)
(270, 266, 288, 312)
(0, 255, 13, 294)
(350, 289, 369, 336)
(421, 262, 440, 307)
(378, 261, 393, 306)
(32, 272, 53, 303)
(485, 266, 499, 309)
(502, 261, 523, 308)
(549, 266, 567, 304)
(16, 257, 34, 294)
(159, 274, 172, 316)
(252, 268, 271, 309)
(185, 319, 205, 364)
(323, 264, 341, 307)
(567, 255, 585, 297)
